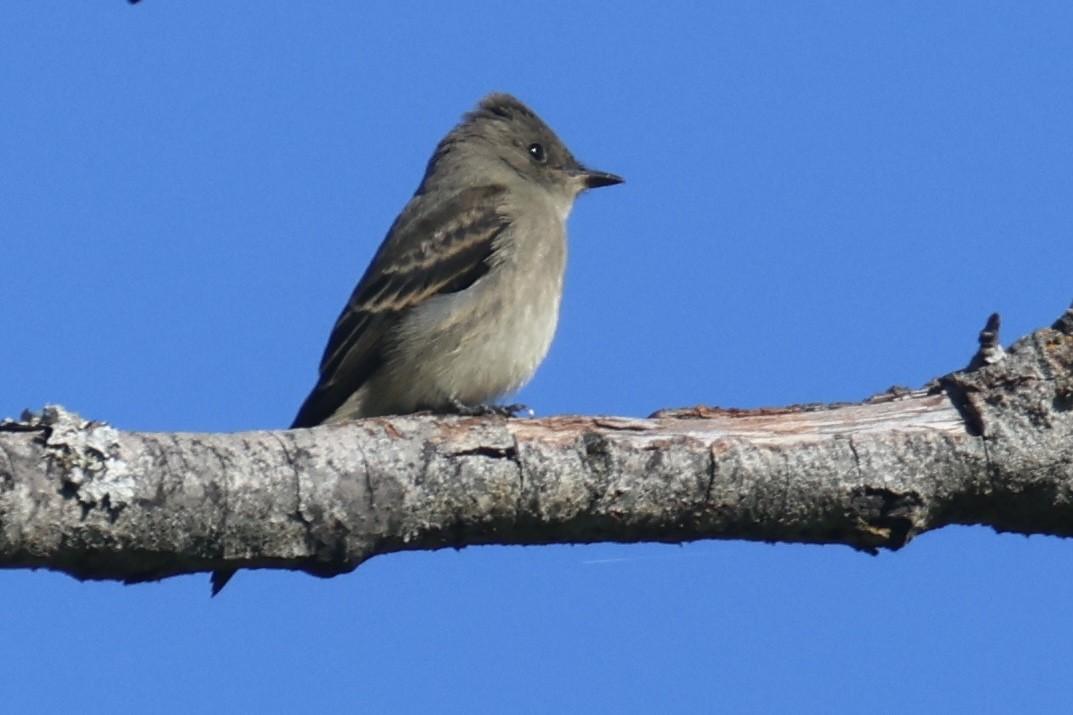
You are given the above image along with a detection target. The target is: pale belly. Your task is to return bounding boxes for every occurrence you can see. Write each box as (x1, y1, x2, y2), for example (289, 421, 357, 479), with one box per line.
(373, 241, 565, 412)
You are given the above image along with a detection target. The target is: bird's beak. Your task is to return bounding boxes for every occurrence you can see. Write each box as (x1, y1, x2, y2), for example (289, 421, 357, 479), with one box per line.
(578, 167, 625, 190)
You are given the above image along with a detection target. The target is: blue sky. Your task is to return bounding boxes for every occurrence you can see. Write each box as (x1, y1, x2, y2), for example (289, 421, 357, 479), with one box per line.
(2, 3, 1072, 712)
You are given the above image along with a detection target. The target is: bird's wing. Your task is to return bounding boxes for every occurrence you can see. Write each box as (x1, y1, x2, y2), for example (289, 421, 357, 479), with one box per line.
(290, 184, 511, 427)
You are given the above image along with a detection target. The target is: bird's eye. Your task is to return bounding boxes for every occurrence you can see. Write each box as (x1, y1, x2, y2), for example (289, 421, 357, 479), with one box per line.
(528, 142, 546, 163)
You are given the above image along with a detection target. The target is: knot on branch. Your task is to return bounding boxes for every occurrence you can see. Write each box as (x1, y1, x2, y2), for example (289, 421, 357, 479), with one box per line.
(849, 486, 926, 552)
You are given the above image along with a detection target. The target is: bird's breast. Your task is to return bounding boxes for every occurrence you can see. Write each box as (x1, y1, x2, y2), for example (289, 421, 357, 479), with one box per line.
(390, 218, 567, 406)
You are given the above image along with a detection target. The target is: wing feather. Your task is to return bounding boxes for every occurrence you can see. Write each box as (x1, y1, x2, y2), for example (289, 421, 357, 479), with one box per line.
(290, 185, 511, 427)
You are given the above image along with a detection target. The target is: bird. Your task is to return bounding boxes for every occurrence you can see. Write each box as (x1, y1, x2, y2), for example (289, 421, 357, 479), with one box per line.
(290, 92, 622, 428)
(211, 92, 621, 595)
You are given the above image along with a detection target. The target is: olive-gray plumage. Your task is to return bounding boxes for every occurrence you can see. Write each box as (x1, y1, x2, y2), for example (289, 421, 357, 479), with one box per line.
(290, 92, 622, 427)
(212, 93, 620, 595)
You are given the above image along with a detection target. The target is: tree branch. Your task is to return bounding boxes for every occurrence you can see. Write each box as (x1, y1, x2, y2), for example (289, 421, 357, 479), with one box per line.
(2, 305, 1072, 586)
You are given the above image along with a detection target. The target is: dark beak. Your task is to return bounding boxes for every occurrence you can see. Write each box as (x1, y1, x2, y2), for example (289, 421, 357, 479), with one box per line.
(579, 168, 625, 189)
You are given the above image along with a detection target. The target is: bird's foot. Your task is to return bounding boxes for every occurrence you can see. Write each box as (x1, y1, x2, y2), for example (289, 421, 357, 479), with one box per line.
(443, 398, 532, 418)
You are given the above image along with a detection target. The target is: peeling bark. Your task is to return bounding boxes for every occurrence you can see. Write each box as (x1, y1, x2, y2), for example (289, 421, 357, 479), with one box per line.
(1, 306, 1072, 588)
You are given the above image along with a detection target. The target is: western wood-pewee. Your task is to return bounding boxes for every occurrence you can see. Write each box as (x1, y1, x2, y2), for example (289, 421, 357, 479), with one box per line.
(291, 92, 622, 427)
(212, 93, 620, 594)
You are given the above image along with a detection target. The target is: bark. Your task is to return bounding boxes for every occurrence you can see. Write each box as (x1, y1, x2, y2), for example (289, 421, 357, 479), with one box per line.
(2, 306, 1072, 587)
